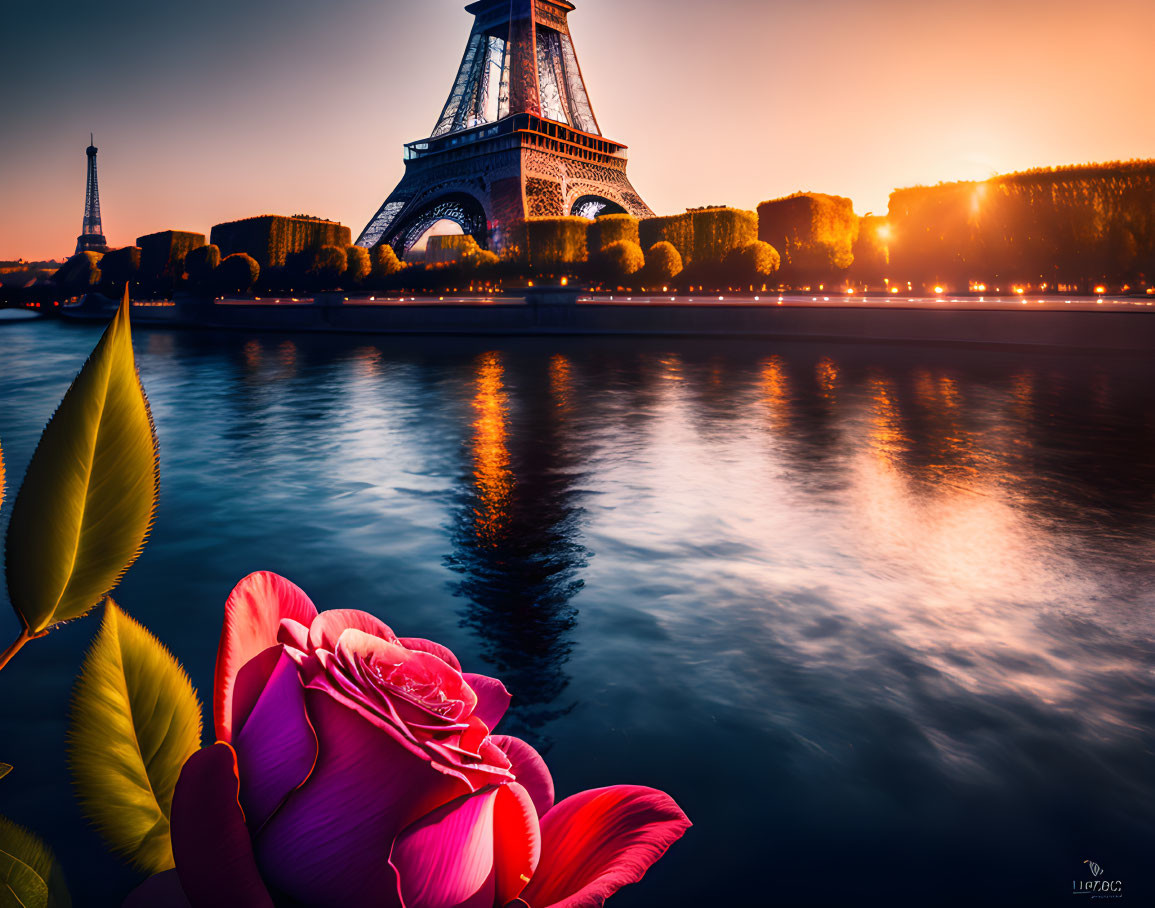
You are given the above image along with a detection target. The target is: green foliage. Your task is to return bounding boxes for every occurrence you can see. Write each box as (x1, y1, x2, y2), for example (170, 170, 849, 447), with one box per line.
(53, 253, 103, 293)
(727, 241, 781, 279)
(597, 240, 645, 280)
(850, 215, 890, 282)
(210, 215, 352, 270)
(69, 601, 203, 874)
(183, 244, 220, 288)
(640, 209, 757, 266)
(464, 248, 499, 271)
(640, 214, 695, 264)
(344, 246, 371, 285)
(886, 160, 1155, 288)
(691, 208, 758, 265)
(371, 244, 402, 280)
(589, 214, 640, 252)
(421, 235, 499, 273)
(757, 193, 858, 281)
(425, 235, 480, 266)
(0, 815, 71, 908)
(514, 217, 590, 268)
(5, 290, 159, 635)
(645, 242, 683, 282)
(310, 245, 348, 288)
(215, 254, 260, 295)
(98, 247, 141, 291)
(136, 231, 206, 281)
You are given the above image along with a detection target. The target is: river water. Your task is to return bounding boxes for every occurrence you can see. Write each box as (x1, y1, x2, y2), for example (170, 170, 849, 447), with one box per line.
(1, 318, 1153, 906)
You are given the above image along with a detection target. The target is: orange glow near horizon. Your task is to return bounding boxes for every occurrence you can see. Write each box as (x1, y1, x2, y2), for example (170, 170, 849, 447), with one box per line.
(1, 0, 1153, 259)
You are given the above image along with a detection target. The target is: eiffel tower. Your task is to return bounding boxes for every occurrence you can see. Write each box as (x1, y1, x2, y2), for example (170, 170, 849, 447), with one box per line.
(76, 134, 109, 254)
(356, 0, 652, 255)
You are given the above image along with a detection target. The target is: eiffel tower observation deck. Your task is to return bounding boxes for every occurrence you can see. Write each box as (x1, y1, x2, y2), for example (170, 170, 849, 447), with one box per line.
(357, 0, 653, 255)
(76, 134, 109, 255)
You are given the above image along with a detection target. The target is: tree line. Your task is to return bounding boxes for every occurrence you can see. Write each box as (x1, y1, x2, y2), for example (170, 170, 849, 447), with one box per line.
(33, 159, 1155, 300)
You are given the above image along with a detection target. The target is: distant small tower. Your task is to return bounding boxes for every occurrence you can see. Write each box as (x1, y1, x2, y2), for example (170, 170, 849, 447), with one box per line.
(75, 134, 109, 254)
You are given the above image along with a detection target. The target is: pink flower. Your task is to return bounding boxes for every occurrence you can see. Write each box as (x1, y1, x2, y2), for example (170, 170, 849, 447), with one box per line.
(128, 572, 690, 908)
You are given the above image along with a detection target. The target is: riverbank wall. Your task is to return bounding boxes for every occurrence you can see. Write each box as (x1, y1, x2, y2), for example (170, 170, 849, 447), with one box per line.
(164, 294, 1155, 353)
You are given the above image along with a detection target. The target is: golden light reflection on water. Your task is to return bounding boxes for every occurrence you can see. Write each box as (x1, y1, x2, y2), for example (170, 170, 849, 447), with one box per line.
(470, 352, 513, 547)
(760, 357, 791, 430)
(242, 339, 262, 374)
(354, 346, 384, 379)
(550, 354, 573, 413)
(816, 357, 839, 399)
(278, 340, 298, 375)
(837, 367, 1100, 712)
(1010, 371, 1035, 420)
(866, 373, 908, 465)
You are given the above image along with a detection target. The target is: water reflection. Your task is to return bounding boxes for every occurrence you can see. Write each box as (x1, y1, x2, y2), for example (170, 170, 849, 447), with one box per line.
(2, 325, 1153, 907)
(447, 351, 588, 741)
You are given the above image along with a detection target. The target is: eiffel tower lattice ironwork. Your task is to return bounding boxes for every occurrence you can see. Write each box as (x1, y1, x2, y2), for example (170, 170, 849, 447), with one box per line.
(356, 0, 653, 255)
(76, 134, 109, 254)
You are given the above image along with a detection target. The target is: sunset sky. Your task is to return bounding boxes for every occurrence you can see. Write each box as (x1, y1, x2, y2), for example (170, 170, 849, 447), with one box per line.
(1, 0, 1152, 260)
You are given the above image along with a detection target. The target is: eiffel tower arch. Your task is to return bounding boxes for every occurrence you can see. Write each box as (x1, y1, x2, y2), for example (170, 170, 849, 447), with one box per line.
(356, 0, 652, 256)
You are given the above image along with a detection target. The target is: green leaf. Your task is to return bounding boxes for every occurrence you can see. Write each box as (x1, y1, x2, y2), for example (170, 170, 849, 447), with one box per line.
(5, 287, 158, 635)
(0, 765, 10, 782)
(68, 601, 202, 874)
(0, 814, 71, 908)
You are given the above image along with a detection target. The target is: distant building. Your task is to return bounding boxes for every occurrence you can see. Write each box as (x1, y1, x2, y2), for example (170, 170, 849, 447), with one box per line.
(210, 215, 351, 271)
(76, 134, 109, 254)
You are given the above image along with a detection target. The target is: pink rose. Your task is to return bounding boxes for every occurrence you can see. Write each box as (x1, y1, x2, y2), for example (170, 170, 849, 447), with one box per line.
(129, 572, 690, 907)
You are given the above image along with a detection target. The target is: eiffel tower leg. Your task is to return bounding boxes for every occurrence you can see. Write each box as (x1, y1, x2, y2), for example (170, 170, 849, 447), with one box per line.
(356, 183, 417, 249)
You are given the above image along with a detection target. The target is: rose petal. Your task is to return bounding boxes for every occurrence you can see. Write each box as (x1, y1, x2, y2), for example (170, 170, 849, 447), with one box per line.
(308, 609, 396, 652)
(277, 617, 310, 653)
(230, 645, 283, 737)
(215, 572, 318, 742)
(254, 690, 466, 907)
(519, 786, 691, 908)
(388, 788, 499, 908)
(333, 629, 479, 724)
(171, 743, 275, 908)
(123, 870, 190, 908)
(493, 782, 541, 906)
(463, 673, 511, 730)
(234, 650, 319, 830)
(399, 637, 462, 671)
(492, 736, 555, 818)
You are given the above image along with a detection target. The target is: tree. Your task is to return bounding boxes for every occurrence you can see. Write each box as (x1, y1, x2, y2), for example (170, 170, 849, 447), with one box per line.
(184, 245, 221, 290)
(596, 241, 645, 281)
(54, 252, 103, 293)
(645, 241, 683, 282)
(99, 246, 141, 292)
(371, 244, 402, 282)
(589, 214, 640, 253)
(885, 160, 1155, 290)
(215, 253, 260, 295)
(463, 247, 499, 271)
(757, 193, 858, 285)
(726, 242, 781, 281)
(345, 246, 371, 285)
(640, 208, 757, 266)
(310, 245, 348, 288)
(850, 215, 890, 284)
(514, 218, 589, 268)
(136, 231, 206, 282)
